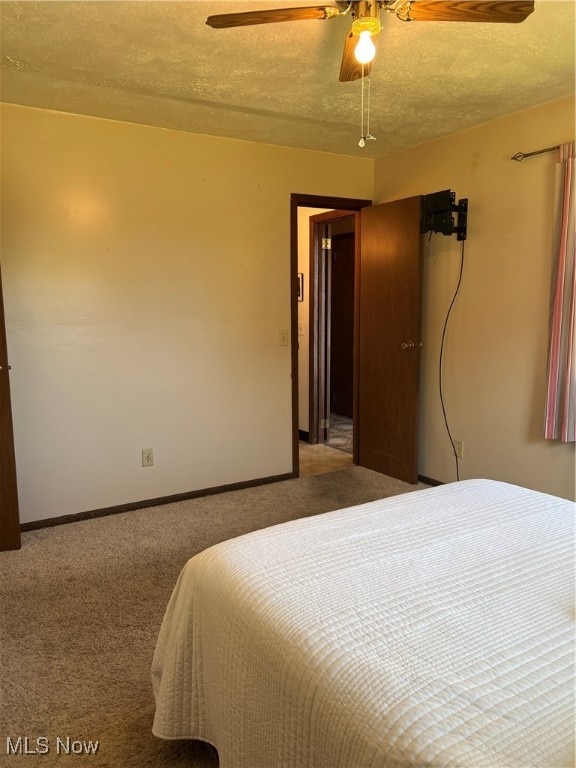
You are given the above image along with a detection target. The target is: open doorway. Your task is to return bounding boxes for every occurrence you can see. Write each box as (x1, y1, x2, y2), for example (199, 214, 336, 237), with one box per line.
(308, 211, 356, 455)
(290, 193, 371, 477)
(292, 193, 424, 484)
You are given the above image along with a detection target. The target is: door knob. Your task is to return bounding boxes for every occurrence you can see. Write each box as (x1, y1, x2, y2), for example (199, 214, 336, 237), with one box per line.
(401, 340, 415, 350)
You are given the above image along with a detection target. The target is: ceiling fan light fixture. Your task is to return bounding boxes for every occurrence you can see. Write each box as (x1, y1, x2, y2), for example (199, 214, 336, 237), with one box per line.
(352, 16, 381, 64)
(355, 30, 376, 63)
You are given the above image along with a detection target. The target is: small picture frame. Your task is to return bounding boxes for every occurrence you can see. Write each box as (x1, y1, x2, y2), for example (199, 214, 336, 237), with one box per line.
(297, 273, 304, 302)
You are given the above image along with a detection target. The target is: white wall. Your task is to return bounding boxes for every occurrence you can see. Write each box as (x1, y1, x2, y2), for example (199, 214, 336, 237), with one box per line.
(0, 104, 373, 523)
(374, 96, 575, 500)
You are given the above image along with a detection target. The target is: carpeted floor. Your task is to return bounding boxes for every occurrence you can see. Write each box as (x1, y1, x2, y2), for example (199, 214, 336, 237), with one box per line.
(0, 467, 428, 767)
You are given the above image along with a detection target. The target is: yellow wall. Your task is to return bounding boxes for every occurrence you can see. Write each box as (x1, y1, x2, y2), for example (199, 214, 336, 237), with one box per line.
(2, 97, 574, 524)
(374, 96, 575, 500)
(0, 103, 373, 522)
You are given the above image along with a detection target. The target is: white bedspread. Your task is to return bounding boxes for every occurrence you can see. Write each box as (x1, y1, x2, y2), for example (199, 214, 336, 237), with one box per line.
(152, 480, 575, 767)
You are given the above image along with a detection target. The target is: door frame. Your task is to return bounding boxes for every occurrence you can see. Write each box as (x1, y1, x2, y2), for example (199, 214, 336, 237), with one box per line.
(290, 193, 371, 476)
(308, 210, 356, 446)
(0, 263, 21, 551)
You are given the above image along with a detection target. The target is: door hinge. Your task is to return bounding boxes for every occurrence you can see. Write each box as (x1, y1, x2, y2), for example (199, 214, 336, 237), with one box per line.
(321, 418, 330, 428)
(322, 237, 332, 250)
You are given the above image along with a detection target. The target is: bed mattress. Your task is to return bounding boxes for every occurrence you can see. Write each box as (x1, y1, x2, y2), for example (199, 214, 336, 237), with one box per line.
(152, 479, 575, 767)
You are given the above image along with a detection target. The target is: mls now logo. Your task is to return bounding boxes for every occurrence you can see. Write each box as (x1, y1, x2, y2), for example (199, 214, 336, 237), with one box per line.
(6, 736, 100, 755)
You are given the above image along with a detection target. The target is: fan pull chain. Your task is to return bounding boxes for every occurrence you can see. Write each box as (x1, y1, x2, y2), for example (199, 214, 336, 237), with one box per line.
(359, 64, 365, 145)
(359, 67, 376, 149)
(367, 75, 372, 138)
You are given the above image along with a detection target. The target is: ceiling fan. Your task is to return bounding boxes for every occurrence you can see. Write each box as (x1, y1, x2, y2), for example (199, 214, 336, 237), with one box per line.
(206, 1, 535, 81)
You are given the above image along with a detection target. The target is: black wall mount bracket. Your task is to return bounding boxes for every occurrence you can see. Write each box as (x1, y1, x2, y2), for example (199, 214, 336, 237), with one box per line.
(420, 190, 468, 241)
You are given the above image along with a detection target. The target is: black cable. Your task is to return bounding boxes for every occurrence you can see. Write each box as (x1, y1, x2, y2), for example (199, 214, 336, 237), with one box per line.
(439, 238, 466, 481)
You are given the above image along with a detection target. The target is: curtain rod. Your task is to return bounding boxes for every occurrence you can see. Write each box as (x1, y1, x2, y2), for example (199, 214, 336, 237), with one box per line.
(511, 145, 559, 162)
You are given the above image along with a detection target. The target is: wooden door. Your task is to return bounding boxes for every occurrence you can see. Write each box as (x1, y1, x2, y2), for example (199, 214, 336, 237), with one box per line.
(330, 233, 355, 417)
(356, 196, 422, 483)
(0, 265, 21, 550)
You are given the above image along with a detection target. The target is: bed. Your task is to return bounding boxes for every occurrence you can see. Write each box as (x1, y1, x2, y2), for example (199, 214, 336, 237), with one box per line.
(151, 479, 575, 767)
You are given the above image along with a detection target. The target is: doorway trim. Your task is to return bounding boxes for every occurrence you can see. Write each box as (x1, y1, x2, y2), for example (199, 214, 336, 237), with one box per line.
(0, 263, 21, 551)
(290, 193, 371, 476)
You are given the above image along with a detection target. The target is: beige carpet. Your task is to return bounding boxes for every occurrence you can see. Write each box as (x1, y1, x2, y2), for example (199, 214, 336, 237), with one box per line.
(0, 467, 428, 767)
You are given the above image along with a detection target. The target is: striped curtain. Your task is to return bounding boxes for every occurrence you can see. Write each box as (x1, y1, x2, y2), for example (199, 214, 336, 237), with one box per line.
(544, 141, 576, 443)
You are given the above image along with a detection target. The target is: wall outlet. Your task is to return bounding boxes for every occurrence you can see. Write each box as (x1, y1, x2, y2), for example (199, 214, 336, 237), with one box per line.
(142, 448, 154, 467)
(279, 329, 289, 346)
(454, 440, 464, 459)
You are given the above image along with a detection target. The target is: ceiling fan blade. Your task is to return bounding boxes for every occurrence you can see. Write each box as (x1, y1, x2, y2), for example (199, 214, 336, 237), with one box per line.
(339, 31, 375, 82)
(206, 5, 340, 29)
(401, 1, 534, 23)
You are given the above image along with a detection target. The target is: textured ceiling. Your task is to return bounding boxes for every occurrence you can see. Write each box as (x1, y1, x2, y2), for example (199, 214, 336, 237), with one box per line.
(0, 0, 574, 158)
